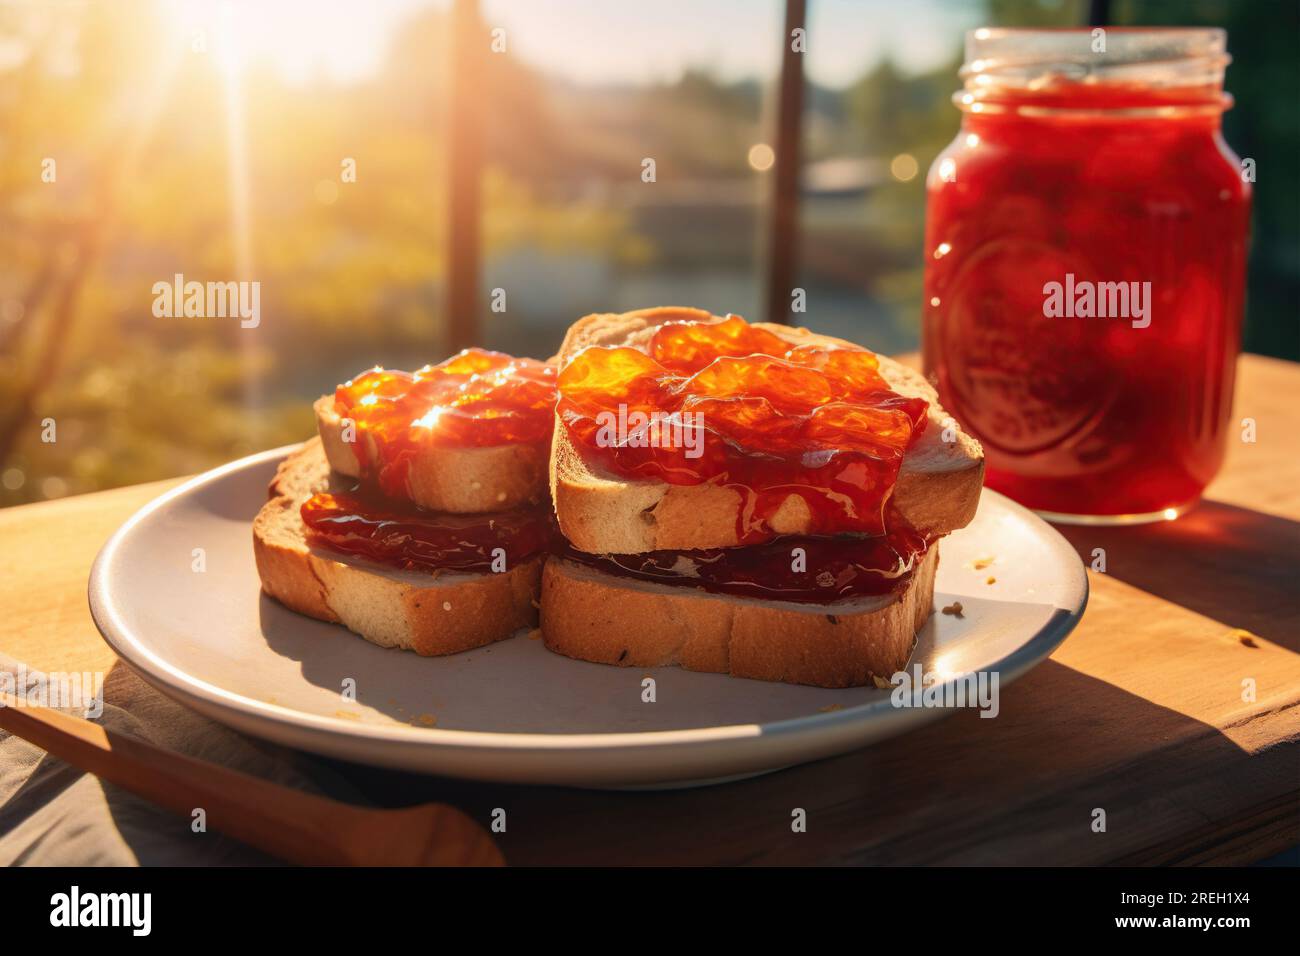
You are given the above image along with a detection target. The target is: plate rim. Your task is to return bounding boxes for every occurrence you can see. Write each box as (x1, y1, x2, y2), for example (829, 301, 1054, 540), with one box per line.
(88, 444, 1089, 755)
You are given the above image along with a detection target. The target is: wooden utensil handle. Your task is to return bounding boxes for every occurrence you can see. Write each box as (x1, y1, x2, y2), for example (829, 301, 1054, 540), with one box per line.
(0, 693, 488, 866)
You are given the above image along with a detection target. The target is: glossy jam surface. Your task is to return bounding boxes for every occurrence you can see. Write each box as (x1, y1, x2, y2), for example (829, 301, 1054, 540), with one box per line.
(562, 527, 928, 604)
(558, 315, 929, 543)
(301, 492, 555, 574)
(335, 349, 555, 499)
(923, 81, 1251, 517)
(302, 485, 927, 602)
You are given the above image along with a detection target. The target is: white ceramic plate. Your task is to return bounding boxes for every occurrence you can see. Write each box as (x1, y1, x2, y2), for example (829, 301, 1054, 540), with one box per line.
(89, 445, 1087, 788)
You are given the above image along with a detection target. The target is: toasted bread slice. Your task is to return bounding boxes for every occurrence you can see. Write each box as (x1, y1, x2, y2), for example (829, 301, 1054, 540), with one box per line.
(314, 395, 548, 514)
(540, 545, 938, 688)
(551, 307, 984, 553)
(253, 438, 541, 656)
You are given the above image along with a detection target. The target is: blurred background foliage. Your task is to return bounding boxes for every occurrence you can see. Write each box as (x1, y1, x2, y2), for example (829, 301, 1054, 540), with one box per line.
(0, 0, 1294, 506)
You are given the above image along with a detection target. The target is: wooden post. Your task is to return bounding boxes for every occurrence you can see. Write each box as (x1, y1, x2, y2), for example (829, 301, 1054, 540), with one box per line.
(446, 0, 483, 352)
(765, 0, 806, 326)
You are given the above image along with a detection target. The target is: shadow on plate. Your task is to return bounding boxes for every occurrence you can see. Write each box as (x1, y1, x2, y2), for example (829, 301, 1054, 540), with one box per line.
(256, 588, 1065, 736)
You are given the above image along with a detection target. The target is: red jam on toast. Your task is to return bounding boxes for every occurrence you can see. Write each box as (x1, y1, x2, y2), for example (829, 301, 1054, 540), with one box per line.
(301, 327, 935, 606)
(334, 349, 556, 500)
(301, 492, 555, 574)
(557, 315, 929, 543)
(560, 526, 929, 603)
(302, 349, 557, 574)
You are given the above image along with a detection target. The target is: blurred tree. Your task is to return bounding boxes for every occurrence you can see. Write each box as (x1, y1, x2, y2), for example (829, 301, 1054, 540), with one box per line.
(0, 0, 634, 506)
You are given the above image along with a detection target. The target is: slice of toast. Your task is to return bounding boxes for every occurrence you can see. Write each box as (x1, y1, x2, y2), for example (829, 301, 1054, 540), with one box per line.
(540, 545, 938, 688)
(315, 395, 548, 514)
(551, 307, 984, 553)
(253, 438, 542, 656)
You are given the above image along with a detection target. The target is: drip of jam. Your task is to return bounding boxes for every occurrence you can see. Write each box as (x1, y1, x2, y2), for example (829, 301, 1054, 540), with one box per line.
(335, 349, 556, 499)
(561, 526, 929, 604)
(301, 492, 556, 574)
(557, 315, 929, 543)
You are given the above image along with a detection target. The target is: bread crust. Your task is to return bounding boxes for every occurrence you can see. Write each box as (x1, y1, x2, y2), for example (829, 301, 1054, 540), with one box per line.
(540, 545, 938, 688)
(315, 395, 548, 514)
(253, 439, 541, 655)
(550, 307, 984, 553)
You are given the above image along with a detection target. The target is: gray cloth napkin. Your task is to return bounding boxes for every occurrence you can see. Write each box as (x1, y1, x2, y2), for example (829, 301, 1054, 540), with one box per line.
(0, 653, 361, 865)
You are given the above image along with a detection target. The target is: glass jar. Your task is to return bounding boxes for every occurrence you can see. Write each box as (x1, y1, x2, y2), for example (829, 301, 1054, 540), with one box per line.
(922, 28, 1251, 523)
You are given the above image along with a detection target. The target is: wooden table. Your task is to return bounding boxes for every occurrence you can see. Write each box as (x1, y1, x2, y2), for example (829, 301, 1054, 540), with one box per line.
(3, 354, 1297, 865)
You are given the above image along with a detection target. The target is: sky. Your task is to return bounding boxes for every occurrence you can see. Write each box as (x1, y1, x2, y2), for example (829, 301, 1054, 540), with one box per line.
(166, 0, 989, 89)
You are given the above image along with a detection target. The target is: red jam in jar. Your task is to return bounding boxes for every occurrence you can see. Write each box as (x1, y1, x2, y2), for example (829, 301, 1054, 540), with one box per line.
(334, 349, 555, 500)
(557, 314, 929, 543)
(301, 492, 555, 574)
(922, 29, 1251, 522)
